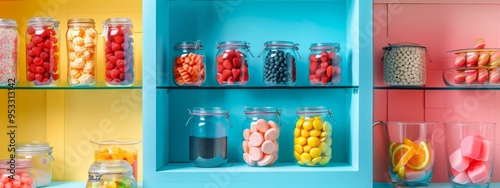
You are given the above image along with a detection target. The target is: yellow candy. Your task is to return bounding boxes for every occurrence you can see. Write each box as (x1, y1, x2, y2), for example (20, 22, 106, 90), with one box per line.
(324, 147, 332, 156)
(307, 137, 320, 147)
(313, 119, 323, 131)
(299, 116, 305, 119)
(303, 121, 313, 131)
(105, 182, 117, 188)
(325, 137, 332, 146)
(312, 157, 322, 163)
(294, 144, 303, 154)
(294, 151, 301, 161)
(327, 130, 332, 136)
(300, 153, 311, 163)
(320, 131, 328, 137)
(297, 137, 307, 145)
(310, 130, 321, 137)
(303, 145, 312, 153)
(309, 148, 321, 158)
(319, 142, 328, 152)
(301, 129, 310, 138)
(323, 122, 332, 132)
(306, 162, 317, 166)
(296, 119, 304, 128)
(313, 116, 322, 120)
(320, 137, 327, 142)
(319, 156, 331, 166)
(297, 160, 305, 165)
(294, 128, 301, 137)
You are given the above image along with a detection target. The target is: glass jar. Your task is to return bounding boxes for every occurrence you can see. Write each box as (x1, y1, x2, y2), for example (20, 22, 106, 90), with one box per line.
(173, 40, 206, 86)
(215, 41, 252, 86)
(86, 160, 138, 188)
(0, 159, 36, 188)
(309, 43, 342, 86)
(294, 106, 334, 167)
(242, 107, 280, 167)
(66, 18, 97, 87)
(26, 17, 60, 86)
(258, 41, 300, 86)
(103, 18, 134, 86)
(0, 18, 19, 86)
(16, 141, 54, 186)
(91, 139, 141, 180)
(186, 107, 231, 167)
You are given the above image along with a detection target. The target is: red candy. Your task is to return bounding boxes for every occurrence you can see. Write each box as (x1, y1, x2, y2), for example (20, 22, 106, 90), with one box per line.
(26, 24, 59, 86)
(309, 50, 341, 85)
(216, 49, 249, 85)
(104, 26, 134, 86)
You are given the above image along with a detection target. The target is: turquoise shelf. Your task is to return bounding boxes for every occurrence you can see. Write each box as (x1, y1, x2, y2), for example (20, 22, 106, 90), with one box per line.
(46, 182, 143, 187)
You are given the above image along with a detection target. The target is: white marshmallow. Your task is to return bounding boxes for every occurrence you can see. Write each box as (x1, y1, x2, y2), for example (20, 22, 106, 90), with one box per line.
(70, 58, 84, 69)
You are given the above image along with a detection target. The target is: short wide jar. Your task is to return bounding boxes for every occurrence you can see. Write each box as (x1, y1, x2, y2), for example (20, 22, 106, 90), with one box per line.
(0, 159, 36, 188)
(16, 141, 54, 186)
(382, 43, 429, 86)
(215, 41, 252, 86)
(86, 160, 138, 188)
(309, 43, 342, 86)
(173, 41, 206, 86)
(91, 139, 141, 180)
(259, 41, 299, 86)
(242, 107, 280, 167)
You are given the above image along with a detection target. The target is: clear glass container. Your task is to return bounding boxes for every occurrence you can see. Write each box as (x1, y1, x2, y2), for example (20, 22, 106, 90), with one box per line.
(215, 41, 252, 86)
(26, 17, 60, 86)
(242, 107, 280, 167)
(173, 40, 206, 86)
(294, 106, 333, 167)
(103, 18, 134, 86)
(0, 159, 36, 188)
(309, 43, 342, 86)
(258, 41, 300, 86)
(0, 18, 19, 86)
(86, 160, 138, 188)
(16, 141, 54, 187)
(382, 43, 429, 86)
(91, 138, 141, 180)
(186, 107, 231, 167)
(66, 18, 97, 87)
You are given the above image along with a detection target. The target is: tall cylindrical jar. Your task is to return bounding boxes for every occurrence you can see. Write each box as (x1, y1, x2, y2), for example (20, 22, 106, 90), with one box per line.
(66, 18, 97, 87)
(309, 43, 342, 86)
(26, 17, 60, 86)
(0, 19, 19, 86)
(86, 160, 138, 188)
(16, 142, 54, 186)
(103, 18, 134, 86)
(187, 107, 231, 167)
(215, 41, 252, 86)
(91, 139, 141, 180)
(0, 159, 36, 188)
(294, 106, 333, 167)
(259, 41, 300, 86)
(173, 41, 206, 86)
(241, 107, 280, 167)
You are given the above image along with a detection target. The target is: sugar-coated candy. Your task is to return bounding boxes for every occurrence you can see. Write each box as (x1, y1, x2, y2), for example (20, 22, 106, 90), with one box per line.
(242, 119, 280, 166)
(309, 50, 341, 85)
(26, 25, 59, 86)
(0, 172, 34, 188)
(86, 177, 135, 188)
(0, 25, 18, 86)
(215, 49, 249, 85)
(95, 146, 138, 180)
(174, 53, 205, 86)
(294, 116, 332, 166)
(104, 26, 134, 86)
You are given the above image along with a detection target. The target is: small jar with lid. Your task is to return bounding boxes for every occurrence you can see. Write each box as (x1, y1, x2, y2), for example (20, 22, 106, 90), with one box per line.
(91, 139, 141, 180)
(294, 106, 334, 167)
(66, 18, 97, 87)
(241, 107, 281, 167)
(103, 18, 135, 86)
(258, 41, 300, 86)
(173, 40, 206, 86)
(16, 141, 54, 186)
(0, 18, 19, 86)
(26, 17, 60, 86)
(309, 43, 342, 86)
(0, 159, 36, 188)
(215, 41, 252, 86)
(86, 160, 138, 188)
(186, 107, 231, 167)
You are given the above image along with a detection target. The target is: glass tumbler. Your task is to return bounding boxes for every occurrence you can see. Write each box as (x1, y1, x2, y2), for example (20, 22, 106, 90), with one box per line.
(444, 122, 496, 188)
(376, 121, 437, 187)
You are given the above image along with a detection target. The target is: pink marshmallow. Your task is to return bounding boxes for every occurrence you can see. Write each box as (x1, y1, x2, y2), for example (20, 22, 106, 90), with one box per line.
(268, 120, 279, 130)
(261, 140, 277, 154)
(264, 128, 279, 141)
(257, 154, 274, 166)
(248, 132, 264, 147)
(248, 147, 263, 161)
(467, 161, 491, 184)
(449, 148, 470, 172)
(243, 129, 251, 140)
(477, 139, 491, 162)
(255, 119, 269, 133)
(243, 153, 255, 166)
(452, 172, 471, 185)
(460, 135, 482, 159)
(405, 169, 426, 182)
(451, 167, 460, 177)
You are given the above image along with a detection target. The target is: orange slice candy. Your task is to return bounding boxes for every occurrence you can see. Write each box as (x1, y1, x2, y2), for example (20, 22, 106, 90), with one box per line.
(406, 141, 431, 170)
(391, 144, 416, 172)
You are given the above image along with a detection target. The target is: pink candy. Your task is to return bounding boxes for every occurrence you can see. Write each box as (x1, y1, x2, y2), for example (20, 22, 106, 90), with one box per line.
(448, 134, 492, 185)
(0, 172, 33, 188)
(460, 135, 482, 159)
(449, 149, 470, 172)
(242, 119, 280, 166)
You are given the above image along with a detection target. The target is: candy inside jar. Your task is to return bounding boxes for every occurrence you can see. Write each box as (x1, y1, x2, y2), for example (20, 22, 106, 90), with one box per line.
(86, 160, 138, 188)
(91, 139, 141, 180)
(0, 159, 36, 188)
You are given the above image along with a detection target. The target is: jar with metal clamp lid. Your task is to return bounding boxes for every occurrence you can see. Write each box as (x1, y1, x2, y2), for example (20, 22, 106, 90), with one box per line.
(258, 41, 300, 86)
(16, 141, 54, 186)
(308, 43, 342, 86)
(173, 40, 206, 86)
(86, 160, 138, 188)
(0, 18, 19, 86)
(215, 41, 253, 86)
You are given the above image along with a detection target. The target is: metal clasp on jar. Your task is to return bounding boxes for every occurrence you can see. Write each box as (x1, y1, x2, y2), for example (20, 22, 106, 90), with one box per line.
(185, 108, 233, 128)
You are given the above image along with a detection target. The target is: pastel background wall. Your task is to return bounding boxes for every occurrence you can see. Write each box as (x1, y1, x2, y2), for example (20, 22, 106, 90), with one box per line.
(0, 0, 143, 182)
(373, 1, 500, 182)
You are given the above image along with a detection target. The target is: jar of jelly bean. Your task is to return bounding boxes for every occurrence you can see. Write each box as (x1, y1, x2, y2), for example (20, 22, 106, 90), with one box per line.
(173, 40, 206, 86)
(91, 139, 141, 180)
(0, 159, 36, 188)
(215, 41, 253, 86)
(86, 160, 138, 188)
(26, 17, 60, 86)
(0, 18, 19, 86)
(186, 107, 231, 167)
(309, 43, 342, 86)
(103, 18, 134, 86)
(67, 18, 97, 87)
(241, 107, 281, 167)
(258, 41, 300, 86)
(16, 141, 54, 186)
(294, 106, 334, 167)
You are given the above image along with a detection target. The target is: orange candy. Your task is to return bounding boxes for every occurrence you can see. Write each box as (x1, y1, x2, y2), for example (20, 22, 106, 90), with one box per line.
(173, 53, 205, 86)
